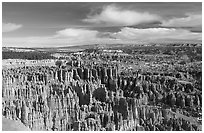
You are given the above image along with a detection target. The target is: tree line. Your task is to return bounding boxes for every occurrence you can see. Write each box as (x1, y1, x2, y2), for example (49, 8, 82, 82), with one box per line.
(2, 51, 56, 60)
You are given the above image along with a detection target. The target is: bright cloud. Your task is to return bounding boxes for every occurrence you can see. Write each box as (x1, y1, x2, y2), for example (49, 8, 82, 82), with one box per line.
(161, 14, 202, 27)
(83, 5, 161, 26)
(111, 27, 201, 42)
(55, 28, 99, 38)
(2, 23, 22, 32)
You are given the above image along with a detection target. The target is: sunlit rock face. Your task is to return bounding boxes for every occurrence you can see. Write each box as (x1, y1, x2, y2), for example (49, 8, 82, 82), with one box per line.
(2, 117, 31, 131)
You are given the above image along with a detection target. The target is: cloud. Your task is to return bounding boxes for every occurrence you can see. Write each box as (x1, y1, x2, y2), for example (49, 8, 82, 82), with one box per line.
(3, 28, 101, 47)
(2, 23, 22, 32)
(111, 27, 201, 42)
(3, 27, 201, 47)
(161, 13, 202, 27)
(55, 28, 98, 38)
(83, 5, 161, 26)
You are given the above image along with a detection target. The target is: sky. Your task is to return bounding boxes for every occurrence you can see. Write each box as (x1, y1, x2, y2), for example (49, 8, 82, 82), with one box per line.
(2, 2, 202, 47)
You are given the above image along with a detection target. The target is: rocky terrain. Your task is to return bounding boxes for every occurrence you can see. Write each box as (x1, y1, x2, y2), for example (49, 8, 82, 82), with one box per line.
(2, 44, 202, 131)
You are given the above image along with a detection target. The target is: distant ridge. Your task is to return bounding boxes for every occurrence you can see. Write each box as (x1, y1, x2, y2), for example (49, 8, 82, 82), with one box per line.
(3, 42, 201, 53)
